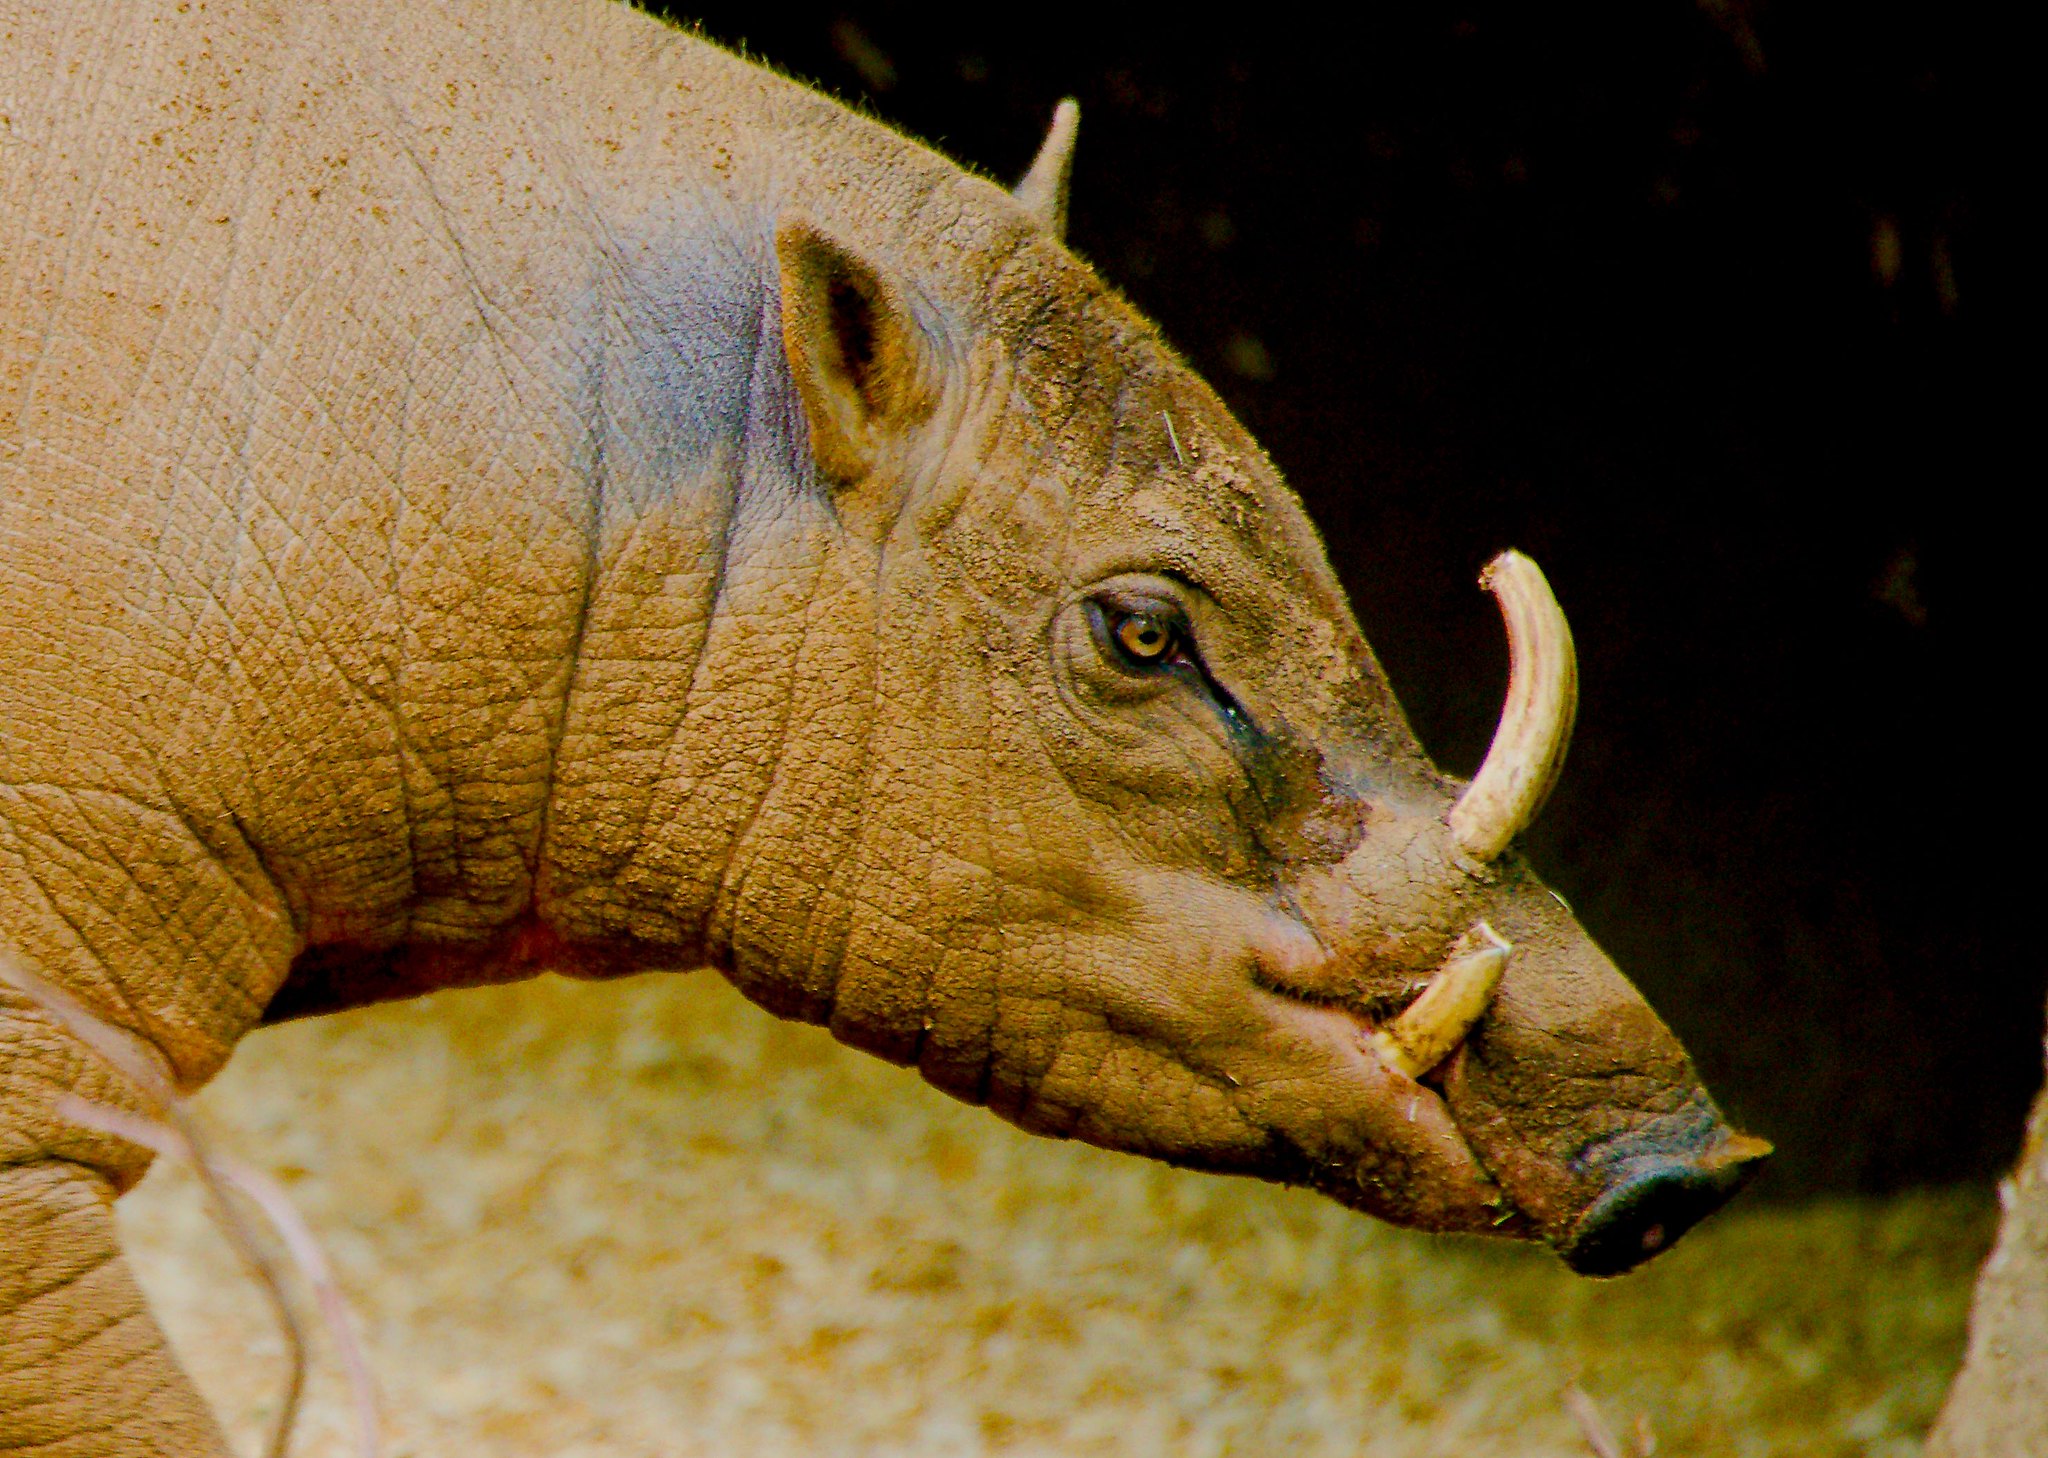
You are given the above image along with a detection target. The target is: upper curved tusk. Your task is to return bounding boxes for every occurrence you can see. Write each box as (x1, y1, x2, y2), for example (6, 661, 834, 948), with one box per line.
(1369, 922, 1512, 1079)
(1012, 98, 1079, 240)
(1448, 550, 1579, 861)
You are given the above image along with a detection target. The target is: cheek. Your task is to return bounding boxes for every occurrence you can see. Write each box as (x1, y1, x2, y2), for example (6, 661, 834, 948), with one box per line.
(998, 875, 1287, 1043)
(1026, 1025, 1268, 1159)
(973, 894, 1277, 1146)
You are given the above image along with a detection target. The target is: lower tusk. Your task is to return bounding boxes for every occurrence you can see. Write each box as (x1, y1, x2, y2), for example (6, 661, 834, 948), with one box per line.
(1370, 922, 1513, 1079)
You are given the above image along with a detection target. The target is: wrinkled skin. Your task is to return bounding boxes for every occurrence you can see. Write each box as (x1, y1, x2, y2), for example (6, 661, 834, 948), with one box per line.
(0, 0, 1762, 1448)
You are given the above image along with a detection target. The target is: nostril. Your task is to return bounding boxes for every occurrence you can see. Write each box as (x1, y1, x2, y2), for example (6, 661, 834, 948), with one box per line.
(1562, 1143, 1772, 1277)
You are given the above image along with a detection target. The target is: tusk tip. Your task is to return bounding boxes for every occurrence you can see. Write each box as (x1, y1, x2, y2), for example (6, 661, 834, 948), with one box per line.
(1704, 1132, 1775, 1171)
(1372, 925, 1516, 1080)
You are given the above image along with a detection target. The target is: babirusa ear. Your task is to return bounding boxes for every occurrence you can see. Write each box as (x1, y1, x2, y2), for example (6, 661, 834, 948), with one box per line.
(775, 215, 936, 485)
(1012, 99, 1079, 240)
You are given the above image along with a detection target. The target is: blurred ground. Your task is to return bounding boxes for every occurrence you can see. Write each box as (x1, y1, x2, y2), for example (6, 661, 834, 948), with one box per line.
(123, 974, 1992, 1457)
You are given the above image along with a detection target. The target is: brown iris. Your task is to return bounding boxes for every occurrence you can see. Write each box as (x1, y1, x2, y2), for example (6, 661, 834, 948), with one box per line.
(1114, 611, 1176, 663)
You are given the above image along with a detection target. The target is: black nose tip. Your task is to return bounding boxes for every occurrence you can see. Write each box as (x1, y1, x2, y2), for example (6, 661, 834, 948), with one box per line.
(1561, 1143, 1771, 1277)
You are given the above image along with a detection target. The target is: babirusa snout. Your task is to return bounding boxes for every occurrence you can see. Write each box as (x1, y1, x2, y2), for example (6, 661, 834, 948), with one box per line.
(1369, 922, 1511, 1078)
(1449, 552, 1579, 860)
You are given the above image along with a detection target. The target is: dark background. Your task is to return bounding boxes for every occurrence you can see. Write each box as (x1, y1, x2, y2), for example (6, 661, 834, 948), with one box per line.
(657, 2, 2022, 1197)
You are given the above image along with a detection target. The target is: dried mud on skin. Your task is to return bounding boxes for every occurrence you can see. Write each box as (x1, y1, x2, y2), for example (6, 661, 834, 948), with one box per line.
(119, 974, 1991, 1458)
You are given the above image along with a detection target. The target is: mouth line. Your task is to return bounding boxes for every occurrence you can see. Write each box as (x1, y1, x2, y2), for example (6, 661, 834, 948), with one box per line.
(1247, 980, 1532, 1216)
(1249, 969, 1412, 1032)
(1247, 929, 1536, 1234)
(1255, 921, 1512, 1081)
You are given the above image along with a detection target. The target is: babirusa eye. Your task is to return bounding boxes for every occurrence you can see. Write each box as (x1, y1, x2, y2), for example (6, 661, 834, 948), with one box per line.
(1113, 611, 1176, 663)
